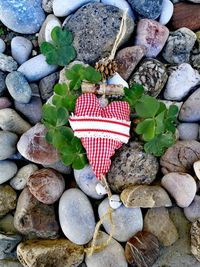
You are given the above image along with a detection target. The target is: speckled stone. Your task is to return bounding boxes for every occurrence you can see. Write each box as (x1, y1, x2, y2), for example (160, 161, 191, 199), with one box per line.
(39, 72, 59, 100)
(191, 219, 200, 262)
(42, 0, 53, 13)
(129, 59, 168, 97)
(108, 142, 159, 193)
(64, 3, 134, 64)
(0, 233, 21, 260)
(0, 53, 18, 72)
(0, 185, 17, 217)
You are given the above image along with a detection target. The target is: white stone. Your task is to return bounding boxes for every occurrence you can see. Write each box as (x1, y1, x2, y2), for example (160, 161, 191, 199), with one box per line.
(0, 39, 6, 53)
(194, 161, 200, 180)
(107, 72, 129, 88)
(10, 164, 38, 190)
(18, 55, 58, 82)
(178, 123, 199, 140)
(109, 194, 122, 209)
(53, 0, 100, 17)
(98, 198, 143, 242)
(101, 0, 135, 19)
(0, 161, 18, 184)
(11, 37, 33, 65)
(95, 182, 107, 196)
(164, 63, 200, 101)
(59, 188, 95, 245)
(159, 0, 174, 25)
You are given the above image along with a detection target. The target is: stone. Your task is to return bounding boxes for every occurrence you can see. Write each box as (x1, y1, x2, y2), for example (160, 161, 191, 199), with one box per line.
(107, 73, 128, 88)
(0, 185, 17, 217)
(187, 0, 200, 2)
(10, 164, 38, 191)
(64, 3, 134, 64)
(53, 0, 100, 17)
(184, 195, 200, 222)
(74, 165, 103, 199)
(194, 160, 200, 180)
(0, 109, 31, 135)
(160, 140, 200, 174)
(27, 168, 65, 204)
(11, 37, 32, 65)
(0, 71, 6, 96)
(152, 207, 200, 267)
(144, 207, 179, 246)
(0, 0, 45, 34)
(172, 3, 200, 31)
(109, 194, 122, 209)
(30, 83, 40, 97)
(179, 88, 200, 122)
(108, 142, 159, 193)
(161, 172, 196, 208)
(0, 39, 5, 53)
(0, 131, 18, 160)
(164, 63, 200, 101)
(0, 161, 18, 185)
(0, 214, 17, 234)
(43, 160, 71, 175)
(129, 59, 168, 97)
(0, 261, 22, 267)
(38, 14, 61, 45)
(17, 239, 84, 267)
(39, 72, 59, 100)
(191, 219, 200, 262)
(59, 188, 95, 245)
(162, 27, 197, 64)
(85, 231, 127, 267)
(42, 0, 53, 13)
(178, 123, 199, 140)
(0, 233, 21, 260)
(115, 46, 145, 80)
(18, 55, 58, 82)
(121, 185, 172, 208)
(125, 231, 160, 267)
(6, 71, 32, 104)
(135, 19, 169, 57)
(0, 97, 12, 109)
(14, 96, 42, 124)
(14, 187, 59, 239)
(191, 31, 200, 73)
(0, 53, 18, 72)
(159, 0, 174, 25)
(98, 198, 143, 242)
(101, 0, 135, 19)
(127, 0, 163, 19)
(17, 123, 60, 165)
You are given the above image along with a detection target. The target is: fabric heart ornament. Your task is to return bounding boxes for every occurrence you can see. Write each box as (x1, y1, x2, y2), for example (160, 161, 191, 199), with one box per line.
(69, 93, 131, 179)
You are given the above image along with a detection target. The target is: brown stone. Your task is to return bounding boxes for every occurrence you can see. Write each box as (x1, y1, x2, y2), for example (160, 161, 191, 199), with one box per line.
(14, 187, 59, 239)
(115, 46, 145, 81)
(0, 185, 17, 217)
(17, 123, 60, 165)
(191, 219, 200, 262)
(121, 185, 172, 208)
(17, 239, 84, 267)
(27, 168, 65, 204)
(160, 140, 200, 174)
(125, 231, 160, 267)
(172, 3, 200, 31)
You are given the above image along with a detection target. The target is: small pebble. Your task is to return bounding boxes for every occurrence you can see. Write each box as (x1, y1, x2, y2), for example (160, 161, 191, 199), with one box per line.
(42, 0, 53, 13)
(0, 39, 6, 53)
(0, 53, 17, 72)
(0, 185, 17, 217)
(0, 71, 6, 96)
(0, 161, 18, 185)
(11, 37, 33, 65)
(161, 172, 197, 208)
(184, 195, 200, 222)
(159, 0, 174, 25)
(178, 123, 199, 140)
(0, 131, 18, 160)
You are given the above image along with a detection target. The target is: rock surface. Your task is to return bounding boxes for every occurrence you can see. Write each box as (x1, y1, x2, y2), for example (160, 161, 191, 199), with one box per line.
(191, 219, 200, 262)
(17, 123, 59, 165)
(17, 239, 84, 267)
(0, 233, 21, 260)
(159, 0, 174, 25)
(160, 140, 200, 174)
(0, 131, 18, 160)
(0, 214, 16, 234)
(108, 142, 159, 193)
(11, 37, 33, 65)
(0, 53, 18, 72)
(184, 195, 200, 222)
(14, 187, 59, 238)
(101, 0, 135, 19)
(178, 123, 199, 140)
(144, 207, 179, 246)
(98, 198, 143, 242)
(0, 0, 45, 34)
(121, 185, 172, 208)
(39, 72, 59, 100)
(42, 0, 53, 13)
(0, 97, 11, 109)
(0, 161, 18, 185)
(64, 3, 134, 64)
(59, 188, 95, 245)
(0, 185, 17, 217)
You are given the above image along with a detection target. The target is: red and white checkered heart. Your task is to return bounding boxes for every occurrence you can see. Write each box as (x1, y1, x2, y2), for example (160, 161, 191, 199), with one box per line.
(73, 93, 130, 180)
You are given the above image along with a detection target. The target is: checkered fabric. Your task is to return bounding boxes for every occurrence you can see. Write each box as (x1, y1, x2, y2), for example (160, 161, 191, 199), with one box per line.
(70, 93, 131, 180)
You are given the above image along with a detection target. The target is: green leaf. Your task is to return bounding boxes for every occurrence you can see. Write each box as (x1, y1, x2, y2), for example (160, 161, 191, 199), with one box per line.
(155, 111, 166, 135)
(144, 132, 176, 157)
(56, 107, 69, 127)
(168, 105, 179, 117)
(59, 126, 74, 142)
(45, 129, 55, 144)
(54, 83, 68, 96)
(84, 66, 102, 83)
(72, 154, 88, 170)
(61, 152, 75, 166)
(71, 137, 84, 152)
(135, 95, 160, 118)
(52, 95, 63, 107)
(136, 118, 155, 141)
(164, 105, 179, 133)
(42, 104, 57, 126)
(123, 83, 144, 108)
(40, 26, 76, 66)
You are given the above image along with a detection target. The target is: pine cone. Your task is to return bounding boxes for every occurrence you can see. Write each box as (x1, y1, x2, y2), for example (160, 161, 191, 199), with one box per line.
(95, 59, 118, 80)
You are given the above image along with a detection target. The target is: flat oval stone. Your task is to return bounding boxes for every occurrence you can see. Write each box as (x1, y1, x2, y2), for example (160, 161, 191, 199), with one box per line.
(0, 131, 18, 160)
(11, 37, 33, 65)
(27, 168, 65, 204)
(6, 71, 32, 104)
(178, 123, 199, 140)
(85, 231, 127, 267)
(18, 55, 58, 82)
(0, 185, 17, 217)
(59, 188, 95, 245)
(0, 0, 45, 34)
(74, 165, 103, 199)
(0, 161, 17, 185)
(159, 0, 174, 25)
(98, 198, 143, 242)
